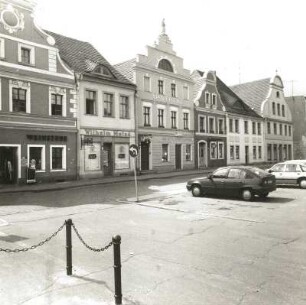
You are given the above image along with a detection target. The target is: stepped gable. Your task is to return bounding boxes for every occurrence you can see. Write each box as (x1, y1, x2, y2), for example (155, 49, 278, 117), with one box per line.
(230, 78, 271, 115)
(45, 30, 133, 85)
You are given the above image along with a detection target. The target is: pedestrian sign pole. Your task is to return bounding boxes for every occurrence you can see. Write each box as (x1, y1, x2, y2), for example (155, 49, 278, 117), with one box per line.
(129, 144, 139, 202)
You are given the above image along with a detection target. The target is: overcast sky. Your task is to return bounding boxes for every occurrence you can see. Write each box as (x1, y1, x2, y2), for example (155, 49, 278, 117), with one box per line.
(35, 0, 305, 96)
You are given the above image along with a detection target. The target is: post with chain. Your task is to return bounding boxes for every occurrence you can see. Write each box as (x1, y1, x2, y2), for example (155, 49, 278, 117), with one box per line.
(65, 219, 73, 276)
(112, 235, 122, 305)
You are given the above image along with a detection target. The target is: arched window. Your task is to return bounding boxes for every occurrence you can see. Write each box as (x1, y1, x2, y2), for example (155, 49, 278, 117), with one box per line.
(94, 65, 113, 77)
(158, 59, 173, 72)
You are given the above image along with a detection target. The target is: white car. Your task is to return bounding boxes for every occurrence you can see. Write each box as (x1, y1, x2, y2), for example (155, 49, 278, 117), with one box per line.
(267, 162, 306, 188)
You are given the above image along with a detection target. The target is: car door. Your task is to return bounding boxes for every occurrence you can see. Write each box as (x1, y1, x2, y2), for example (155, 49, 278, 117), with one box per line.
(283, 164, 302, 185)
(209, 168, 229, 195)
(225, 168, 244, 196)
(270, 163, 286, 184)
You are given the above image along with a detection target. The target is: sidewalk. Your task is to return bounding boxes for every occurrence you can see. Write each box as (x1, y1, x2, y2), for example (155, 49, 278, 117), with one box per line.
(0, 168, 214, 194)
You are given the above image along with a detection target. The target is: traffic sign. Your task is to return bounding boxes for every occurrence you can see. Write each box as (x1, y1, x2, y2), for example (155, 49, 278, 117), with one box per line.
(129, 144, 138, 158)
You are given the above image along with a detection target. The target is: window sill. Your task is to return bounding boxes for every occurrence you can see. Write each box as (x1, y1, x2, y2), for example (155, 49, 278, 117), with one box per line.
(84, 114, 98, 116)
(50, 169, 67, 172)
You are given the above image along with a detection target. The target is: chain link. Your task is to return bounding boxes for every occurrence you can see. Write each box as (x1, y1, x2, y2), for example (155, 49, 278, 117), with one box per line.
(0, 222, 66, 253)
(72, 223, 113, 252)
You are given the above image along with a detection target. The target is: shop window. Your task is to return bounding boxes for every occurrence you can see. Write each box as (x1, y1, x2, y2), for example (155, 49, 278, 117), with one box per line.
(210, 142, 217, 159)
(186, 144, 191, 161)
(120, 96, 129, 119)
(162, 144, 169, 162)
(28, 145, 45, 171)
(85, 143, 101, 171)
(235, 146, 240, 159)
(218, 142, 224, 159)
(50, 145, 66, 171)
(85, 90, 96, 115)
(230, 145, 234, 159)
(115, 144, 129, 169)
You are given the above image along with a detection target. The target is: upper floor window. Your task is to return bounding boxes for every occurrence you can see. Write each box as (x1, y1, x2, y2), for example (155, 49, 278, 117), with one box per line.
(158, 108, 164, 127)
(205, 92, 210, 105)
(272, 102, 275, 115)
(171, 83, 176, 97)
(171, 111, 177, 129)
(0, 38, 4, 58)
(274, 123, 277, 135)
(229, 118, 233, 133)
(235, 119, 239, 133)
(276, 91, 280, 98)
(143, 106, 151, 126)
(18, 44, 35, 65)
(252, 122, 256, 134)
(218, 119, 224, 134)
(13, 87, 26, 112)
(253, 146, 257, 159)
(282, 105, 285, 117)
(285, 125, 288, 136)
(158, 59, 173, 72)
(103, 93, 114, 117)
(212, 94, 217, 107)
(277, 103, 280, 116)
(244, 121, 249, 134)
(144, 76, 151, 92)
(93, 65, 113, 77)
(183, 112, 189, 130)
(279, 124, 283, 135)
(267, 122, 271, 134)
(158, 80, 164, 95)
(289, 125, 292, 136)
(209, 117, 215, 133)
(183, 86, 189, 100)
(85, 90, 96, 115)
(51, 94, 63, 116)
(120, 96, 129, 119)
(185, 144, 191, 161)
(257, 122, 261, 135)
(199, 116, 206, 132)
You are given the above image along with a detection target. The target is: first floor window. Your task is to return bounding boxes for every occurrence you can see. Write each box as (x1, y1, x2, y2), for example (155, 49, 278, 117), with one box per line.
(289, 126, 292, 136)
(253, 146, 257, 159)
(252, 122, 256, 134)
(230, 145, 234, 159)
(171, 83, 176, 97)
(144, 106, 151, 126)
(51, 94, 63, 116)
(210, 142, 217, 159)
(235, 119, 239, 133)
(21, 47, 31, 64)
(86, 90, 96, 115)
(274, 123, 277, 135)
(158, 108, 164, 127)
(158, 80, 164, 94)
(120, 96, 129, 119)
(171, 111, 177, 128)
(279, 124, 283, 135)
(209, 117, 215, 133)
(28, 146, 44, 170)
(235, 146, 240, 159)
(218, 119, 224, 134)
(257, 122, 261, 135)
(162, 144, 168, 162)
(229, 119, 233, 132)
(51, 146, 66, 170)
(267, 122, 271, 134)
(186, 144, 191, 161)
(218, 142, 224, 159)
(285, 125, 288, 136)
(199, 116, 205, 132)
(267, 144, 272, 161)
(13, 88, 26, 112)
(183, 112, 189, 130)
(244, 121, 249, 134)
(103, 93, 113, 117)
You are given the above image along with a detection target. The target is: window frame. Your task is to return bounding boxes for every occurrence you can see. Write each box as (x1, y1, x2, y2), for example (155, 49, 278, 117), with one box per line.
(170, 109, 177, 129)
(103, 92, 114, 117)
(185, 144, 192, 161)
(244, 120, 249, 134)
(235, 119, 239, 133)
(119, 95, 129, 119)
(51, 93, 63, 116)
(18, 43, 35, 65)
(183, 85, 189, 100)
(162, 144, 169, 162)
(50, 145, 66, 171)
(158, 80, 164, 95)
(208, 116, 215, 134)
(157, 107, 164, 128)
(183, 111, 190, 130)
(85, 89, 97, 115)
(199, 115, 206, 132)
(210, 141, 217, 160)
(143, 105, 151, 126)
(218, 142, 224, 159)
(171, 83, 176, 97)
(27, 144, 46, 172)
(218, 118, 225, 134)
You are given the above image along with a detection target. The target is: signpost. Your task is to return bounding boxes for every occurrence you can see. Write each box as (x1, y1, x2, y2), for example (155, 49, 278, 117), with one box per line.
(129, 144, 139, 202)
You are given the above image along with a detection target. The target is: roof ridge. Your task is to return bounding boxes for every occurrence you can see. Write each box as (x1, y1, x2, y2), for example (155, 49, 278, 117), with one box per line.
(231, 77, 271, 88)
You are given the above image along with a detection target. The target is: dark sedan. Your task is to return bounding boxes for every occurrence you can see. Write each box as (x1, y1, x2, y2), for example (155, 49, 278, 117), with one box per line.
(186, 166, 276, 201)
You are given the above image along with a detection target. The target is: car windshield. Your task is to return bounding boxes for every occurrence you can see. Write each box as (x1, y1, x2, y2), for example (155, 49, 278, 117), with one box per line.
(248, 167, 268, 177)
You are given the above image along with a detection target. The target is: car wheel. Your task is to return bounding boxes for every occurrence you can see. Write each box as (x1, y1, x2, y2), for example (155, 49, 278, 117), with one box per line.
(299, 179, 306, 189)
(191, 185, 202, 197)
(241, 189, 253, 201)
(259, 192, 269, 198)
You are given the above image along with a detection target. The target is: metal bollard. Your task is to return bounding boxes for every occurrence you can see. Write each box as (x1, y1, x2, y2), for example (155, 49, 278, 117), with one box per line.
(112, 235, 122, 305)
(65, 219, 73, 276)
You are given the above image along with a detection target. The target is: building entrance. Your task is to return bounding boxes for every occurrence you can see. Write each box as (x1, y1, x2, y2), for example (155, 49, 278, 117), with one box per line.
(0, 147, 18, 184)
(141, 141, 150, 171)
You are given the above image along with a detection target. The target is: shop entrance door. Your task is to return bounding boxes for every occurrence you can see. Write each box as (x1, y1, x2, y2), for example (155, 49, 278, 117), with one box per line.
(102, 143, 113, 176)
(175, 144, 181, 170)
(0, 147, 18, 184)
(141, 142, 150, 171)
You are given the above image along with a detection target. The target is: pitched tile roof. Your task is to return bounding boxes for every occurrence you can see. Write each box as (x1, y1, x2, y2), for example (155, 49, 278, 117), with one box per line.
(216, 77, 261, 118)
(45, 31, 134, 86)
(230, 78, 271, 115)
(114, 59, 136, 83)
(191, 70, 205, 101)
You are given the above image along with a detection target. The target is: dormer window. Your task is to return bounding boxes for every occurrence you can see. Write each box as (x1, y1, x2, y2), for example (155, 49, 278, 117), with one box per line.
(158, 59, 173, 72)
(94, 65, 113, 77)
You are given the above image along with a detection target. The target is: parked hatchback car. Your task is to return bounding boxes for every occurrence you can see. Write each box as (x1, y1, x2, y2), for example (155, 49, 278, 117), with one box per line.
(186, 166, 276, 201)
(267, 162, 306, 188)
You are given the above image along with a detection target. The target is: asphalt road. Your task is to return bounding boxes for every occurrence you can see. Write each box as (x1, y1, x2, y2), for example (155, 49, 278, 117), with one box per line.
(0, 176, 305, 305)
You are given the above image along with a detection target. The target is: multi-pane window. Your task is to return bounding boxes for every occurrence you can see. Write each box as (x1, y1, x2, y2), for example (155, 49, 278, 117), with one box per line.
(143, 106, 151, 126)
(119, 96, 129, 119)
(85, 90, 96, 115)
(218, 142, 224, 159)
(257, 122, 261, 135)
(244, 121, 248, 134)
(183, 86, 189, 100)
(171, 111, 177, 128)
(230, 145, 234, 159)
(171, 83, 176, 97)
(267, 122, 271, 134)
(277, 103, 280, 116)
(235, 119, 239, 133)
(253, 146, 257, 159)
(229, 119, 233, 132)
(51, 94, 63, 116)
(212, 94, 216, 107)
(51, 146, 65, 170)
(158, 80, 164, 94)
(21, 47, 31, 64)
(144, 76, 150, 92)
(279, 124, 283, 135)
(209, 117, 215, 133)
(199, 116, 205, 132)
(29, 146, 43, 170)
(252, 122, 256, 134)
(272, 102, 275, 115)
(183, 112, 189, 130)
(158, 109, 164, 127)
(103, 93, 113, 117)
(185, 144, 191, 161)
(282, 105, 285, 117)
(274, 123, 277, 134)
(12, 88, 26, 112)
(162, 144, 168, 162)
(210, 142, 217, 159)
(218, 119, 224, 134)
(205, 92, 210, 105)
(235, 146, 240, 159)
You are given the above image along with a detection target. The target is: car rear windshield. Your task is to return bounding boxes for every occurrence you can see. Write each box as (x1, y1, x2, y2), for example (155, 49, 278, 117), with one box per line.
(248, 167, 268, 177)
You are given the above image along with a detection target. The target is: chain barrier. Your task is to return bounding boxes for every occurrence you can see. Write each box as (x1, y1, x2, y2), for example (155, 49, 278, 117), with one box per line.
(0, 222, 66, 253)
(71, 222, 113, 252)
